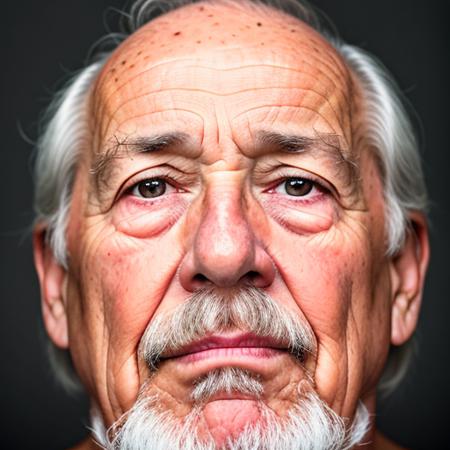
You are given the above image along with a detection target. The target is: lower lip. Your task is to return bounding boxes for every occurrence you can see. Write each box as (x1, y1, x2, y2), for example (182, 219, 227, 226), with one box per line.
(176, 347, 284, 363)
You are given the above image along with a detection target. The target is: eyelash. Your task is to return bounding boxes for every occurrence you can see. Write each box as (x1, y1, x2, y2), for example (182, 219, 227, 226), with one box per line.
(120, 168, 186, 201)
(120, 169, 331, 202)
(266, 170, 329, 195)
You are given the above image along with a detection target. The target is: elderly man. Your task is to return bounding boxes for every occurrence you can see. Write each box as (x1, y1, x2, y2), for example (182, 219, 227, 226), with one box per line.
(32, 0, 429, 448)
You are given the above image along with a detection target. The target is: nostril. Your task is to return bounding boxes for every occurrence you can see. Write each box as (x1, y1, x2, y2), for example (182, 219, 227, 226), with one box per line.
(190, 273, 213, 290)
(193, 273, 209, 283)
(242, 270, 270, 288)
(246, 271, 260, 282)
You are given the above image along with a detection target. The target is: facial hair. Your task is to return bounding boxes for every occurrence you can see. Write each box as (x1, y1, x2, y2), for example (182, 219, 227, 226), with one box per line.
(93, 287, 370, 449)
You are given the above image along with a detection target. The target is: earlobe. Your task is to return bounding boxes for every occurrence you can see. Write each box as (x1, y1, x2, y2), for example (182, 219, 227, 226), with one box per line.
(33, 225, 69, 349)
(390, 213, 430, 346)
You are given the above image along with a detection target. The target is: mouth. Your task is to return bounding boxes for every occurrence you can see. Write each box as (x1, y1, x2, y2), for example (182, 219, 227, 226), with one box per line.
(159, 332, 304, 372)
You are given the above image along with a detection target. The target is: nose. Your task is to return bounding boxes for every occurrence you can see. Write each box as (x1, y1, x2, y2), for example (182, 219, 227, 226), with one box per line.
(179, 189, 275, 291)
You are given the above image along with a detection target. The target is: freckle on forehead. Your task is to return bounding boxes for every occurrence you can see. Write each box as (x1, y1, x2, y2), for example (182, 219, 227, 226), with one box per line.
(94, 1, 354, 144)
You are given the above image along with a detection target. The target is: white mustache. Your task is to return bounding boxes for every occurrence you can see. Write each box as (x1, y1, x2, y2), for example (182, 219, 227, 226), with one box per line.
(138, 286, 316, 370)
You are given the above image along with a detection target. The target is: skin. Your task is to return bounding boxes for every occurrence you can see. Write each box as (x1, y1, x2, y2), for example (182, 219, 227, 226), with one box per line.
(33, 1, 429, 449)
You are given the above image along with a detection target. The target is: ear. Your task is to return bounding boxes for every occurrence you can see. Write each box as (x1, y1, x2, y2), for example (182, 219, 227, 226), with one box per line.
(33, 224, 69, 349)
(390, 212, 430, 346)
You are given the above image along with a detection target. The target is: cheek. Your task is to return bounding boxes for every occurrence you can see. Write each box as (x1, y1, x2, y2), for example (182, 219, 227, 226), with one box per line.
(270, 221, 390, 411)
(274, 229, 365, 331)
(95, 233, 184, 345)
(69, 223, 186, 417)
(269, 205, 387, 336)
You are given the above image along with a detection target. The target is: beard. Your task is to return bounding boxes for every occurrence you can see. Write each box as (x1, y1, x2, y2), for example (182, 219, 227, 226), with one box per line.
(92, 287, 370, 450)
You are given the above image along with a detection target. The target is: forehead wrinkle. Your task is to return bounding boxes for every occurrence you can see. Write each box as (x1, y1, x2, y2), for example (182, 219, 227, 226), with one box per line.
(95, 43, 348, 121)
(99, 60, 348, 121)
(93, 6, 351, 115)
(98, 39, 347, 95)
(100, 83, 342, 141)
(231, 102, 339, 135)
(98, 91, 212, 147)
(96, 58, 350, 143)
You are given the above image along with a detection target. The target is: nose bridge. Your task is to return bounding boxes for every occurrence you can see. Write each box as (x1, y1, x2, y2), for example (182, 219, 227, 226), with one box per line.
(194, 182, 254, 281)
(179, 170, 276, 291)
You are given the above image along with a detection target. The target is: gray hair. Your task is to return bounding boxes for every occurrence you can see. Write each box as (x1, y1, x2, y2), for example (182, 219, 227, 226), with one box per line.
(33, 0, 428, 393)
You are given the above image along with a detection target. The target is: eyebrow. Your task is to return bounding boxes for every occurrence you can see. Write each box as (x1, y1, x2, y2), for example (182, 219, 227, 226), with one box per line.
(91, 132, 189, 188)
(256, 130, 358, 182)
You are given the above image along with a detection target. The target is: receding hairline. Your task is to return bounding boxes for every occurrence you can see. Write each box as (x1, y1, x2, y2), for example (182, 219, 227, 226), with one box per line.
(86, 0, 358, 159)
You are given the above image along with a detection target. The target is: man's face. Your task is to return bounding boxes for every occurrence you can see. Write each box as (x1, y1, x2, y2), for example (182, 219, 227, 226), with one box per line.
(38, 1, 416, 445)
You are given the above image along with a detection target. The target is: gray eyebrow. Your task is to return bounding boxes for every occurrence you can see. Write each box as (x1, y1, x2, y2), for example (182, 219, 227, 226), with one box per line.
(257, 131, 319, 153)
(91, 132, 189, 188)
(256, 130, 358, 183)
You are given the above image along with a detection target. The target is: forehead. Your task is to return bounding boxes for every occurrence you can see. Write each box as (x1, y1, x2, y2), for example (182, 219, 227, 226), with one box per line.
(90, 1, 355, 155)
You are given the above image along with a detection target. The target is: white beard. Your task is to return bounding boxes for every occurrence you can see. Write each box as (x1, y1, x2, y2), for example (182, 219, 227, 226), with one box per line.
(92, 368, 369, 450)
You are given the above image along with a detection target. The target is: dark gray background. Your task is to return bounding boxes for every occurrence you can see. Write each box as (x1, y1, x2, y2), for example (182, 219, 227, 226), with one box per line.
(1, 1, 448, 448)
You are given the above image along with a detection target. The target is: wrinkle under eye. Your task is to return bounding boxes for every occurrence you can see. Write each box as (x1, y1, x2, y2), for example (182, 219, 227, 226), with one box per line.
(134, 179, 167, 198)
(284, 178, 313, 196)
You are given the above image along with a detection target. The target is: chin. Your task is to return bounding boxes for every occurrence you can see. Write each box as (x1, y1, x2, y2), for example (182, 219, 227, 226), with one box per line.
(92, 371, 370, 450)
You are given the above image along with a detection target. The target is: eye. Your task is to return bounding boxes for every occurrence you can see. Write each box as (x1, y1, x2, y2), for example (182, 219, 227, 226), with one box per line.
(130, 178, 169, 199)
(275, 177, 315, 196)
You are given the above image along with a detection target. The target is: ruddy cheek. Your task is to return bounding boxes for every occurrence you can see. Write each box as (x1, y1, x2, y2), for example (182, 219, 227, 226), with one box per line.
(263, 197, 337, 235)
(112, 197, 187, 238)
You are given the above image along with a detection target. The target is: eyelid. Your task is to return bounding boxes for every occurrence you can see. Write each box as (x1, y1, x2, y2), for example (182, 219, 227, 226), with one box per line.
(126, 176, 179, 196)
(270, 177, 318, 195)
(128, 177, 178, 200)
(261, 168, 336, 197)
(115, 165, 189, 201)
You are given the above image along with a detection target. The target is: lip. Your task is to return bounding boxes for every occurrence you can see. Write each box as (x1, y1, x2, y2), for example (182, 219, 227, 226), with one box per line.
(161, 332, 289, 364)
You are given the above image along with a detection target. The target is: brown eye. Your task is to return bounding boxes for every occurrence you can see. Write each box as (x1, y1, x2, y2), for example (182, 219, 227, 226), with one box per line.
(135, 179, 167, 198)
(284, 178, 314, 196)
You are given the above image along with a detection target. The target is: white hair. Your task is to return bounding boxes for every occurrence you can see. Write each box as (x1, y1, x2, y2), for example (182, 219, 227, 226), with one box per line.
(33, 0, 428, 394)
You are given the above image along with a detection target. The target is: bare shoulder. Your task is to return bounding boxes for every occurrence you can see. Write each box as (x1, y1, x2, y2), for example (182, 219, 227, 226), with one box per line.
(373, 431, 409, 450)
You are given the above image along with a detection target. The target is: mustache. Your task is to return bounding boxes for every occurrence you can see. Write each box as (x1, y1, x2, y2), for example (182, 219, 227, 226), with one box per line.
(138, 286, 316, 370)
